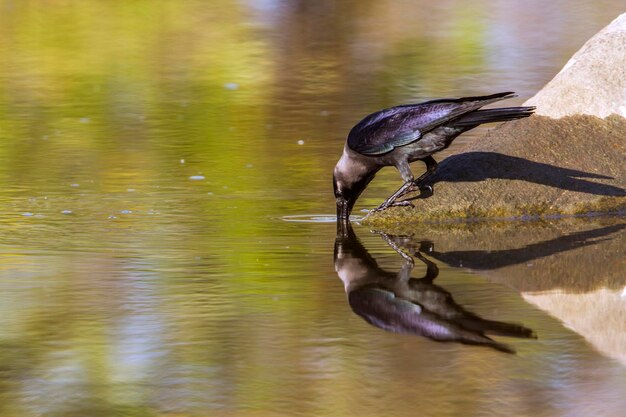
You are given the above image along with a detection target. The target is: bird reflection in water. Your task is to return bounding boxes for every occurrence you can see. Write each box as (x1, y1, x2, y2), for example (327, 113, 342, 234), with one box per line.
(334, 222, 535, 353)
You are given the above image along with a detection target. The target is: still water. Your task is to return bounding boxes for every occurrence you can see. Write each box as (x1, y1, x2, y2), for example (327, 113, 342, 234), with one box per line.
(1, 1, 625, 416)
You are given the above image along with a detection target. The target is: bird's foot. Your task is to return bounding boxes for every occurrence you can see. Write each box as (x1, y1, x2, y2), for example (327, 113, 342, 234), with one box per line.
(375, 231, 415, 266)
(370, 202, 391, 213)
(370, 184, 431, 213)
(417, 184, 433, 198)
(370, 199, 414, 214)
(398, 183, 433, 201)
(389, 200, 414, 208)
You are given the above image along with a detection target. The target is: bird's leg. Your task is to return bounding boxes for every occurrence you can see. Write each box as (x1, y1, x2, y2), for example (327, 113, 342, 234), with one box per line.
(411, 156, 438, 194)
(371, 160, 419, 212)
(371, 180, 416, 212)
(375, 231, 415, 267)
(387, 157, 438, 203)
(372, 157, 439, 212)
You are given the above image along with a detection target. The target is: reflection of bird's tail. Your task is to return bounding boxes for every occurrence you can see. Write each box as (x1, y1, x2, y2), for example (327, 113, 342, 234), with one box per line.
(452, 106, 535, 127)
(459, 334, 517, 354)
(457, 316, 537, 339)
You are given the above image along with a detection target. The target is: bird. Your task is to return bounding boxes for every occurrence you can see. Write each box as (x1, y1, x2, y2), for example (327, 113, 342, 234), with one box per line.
(334, 222, 535, 353)
(333, 92, 535, 222)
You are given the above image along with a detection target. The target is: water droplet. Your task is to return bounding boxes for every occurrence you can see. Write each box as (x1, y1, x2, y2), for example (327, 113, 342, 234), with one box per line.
(127, 188, 136, 192)
(297, 140, 305, 145)
(120, 210, 132, 214)
(22, 212, 34, 217)
(189, 175, 205, 181)
(223, 82, 239, 90)
(180, 159, 185, 164)
(61, 210, 73, 215)
(70, 183, 80, 187)
(108, 215, 118, 219)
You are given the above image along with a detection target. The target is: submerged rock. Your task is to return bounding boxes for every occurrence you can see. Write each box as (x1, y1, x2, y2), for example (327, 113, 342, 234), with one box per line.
(365, 14, 626, 226)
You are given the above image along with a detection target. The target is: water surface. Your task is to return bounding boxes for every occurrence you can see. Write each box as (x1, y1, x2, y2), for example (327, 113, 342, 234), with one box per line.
(1, 1, 625, 416)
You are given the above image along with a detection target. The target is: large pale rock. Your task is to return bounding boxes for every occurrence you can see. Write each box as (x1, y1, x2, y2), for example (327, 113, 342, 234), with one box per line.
(365, 15, 626, 227)
(525, 13, 626, 119)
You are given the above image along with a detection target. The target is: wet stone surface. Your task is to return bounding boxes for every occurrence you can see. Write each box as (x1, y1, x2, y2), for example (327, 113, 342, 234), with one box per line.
(365, 115, 626, 226)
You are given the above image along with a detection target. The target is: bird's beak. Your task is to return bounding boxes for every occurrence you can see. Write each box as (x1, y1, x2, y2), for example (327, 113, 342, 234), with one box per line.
(336, 198, 350, 223)
(336, 199, 351, 236)
(337, 197, 352, 223)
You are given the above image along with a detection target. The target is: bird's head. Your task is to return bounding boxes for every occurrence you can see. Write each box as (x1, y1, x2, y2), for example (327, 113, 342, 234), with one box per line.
(333, 151, 377, 223)
(333, 173, 357, 224)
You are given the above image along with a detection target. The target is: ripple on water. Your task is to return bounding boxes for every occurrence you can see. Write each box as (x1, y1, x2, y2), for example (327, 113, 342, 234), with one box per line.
(281, 214, 363, 223)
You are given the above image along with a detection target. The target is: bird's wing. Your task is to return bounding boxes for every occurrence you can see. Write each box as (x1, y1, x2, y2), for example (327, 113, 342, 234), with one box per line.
(347, 92, 515, 155)
(346, 107, 424, 155)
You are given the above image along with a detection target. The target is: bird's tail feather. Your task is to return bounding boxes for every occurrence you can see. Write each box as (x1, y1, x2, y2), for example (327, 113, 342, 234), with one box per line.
(452, 106, 535, 127)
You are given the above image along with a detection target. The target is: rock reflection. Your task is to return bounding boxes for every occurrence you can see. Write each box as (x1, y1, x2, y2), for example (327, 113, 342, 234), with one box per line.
(366, 218, 626, 364)
(398, 223, 626, 279)
(334, 223, 535, 353)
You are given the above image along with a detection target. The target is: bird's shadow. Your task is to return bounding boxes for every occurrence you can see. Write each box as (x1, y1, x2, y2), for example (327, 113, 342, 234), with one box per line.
(419, 151, 626, 197)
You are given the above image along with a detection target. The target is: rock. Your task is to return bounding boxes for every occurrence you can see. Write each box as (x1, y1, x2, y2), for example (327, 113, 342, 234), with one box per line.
(525, 13, 626, 119)
(364, 15, 626, 227)
(364, 115, 626, 225)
